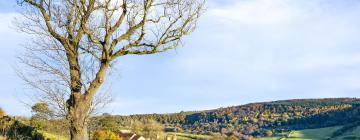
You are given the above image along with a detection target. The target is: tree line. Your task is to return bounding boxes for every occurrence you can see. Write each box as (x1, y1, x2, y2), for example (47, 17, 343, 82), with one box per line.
(113, 98, 360, 138)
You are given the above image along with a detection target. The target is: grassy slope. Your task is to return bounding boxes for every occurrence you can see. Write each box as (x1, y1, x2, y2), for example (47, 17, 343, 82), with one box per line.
(38, 131, 212, 140)
(36, 125, 360, 140)
(13, 125, 360, 140)
(38, 131, 69, 140)
(166, 132, 213, 140)
(288, 126, 340, 139)
(258, 125, 360, 140)
(332, 125, 360, 140)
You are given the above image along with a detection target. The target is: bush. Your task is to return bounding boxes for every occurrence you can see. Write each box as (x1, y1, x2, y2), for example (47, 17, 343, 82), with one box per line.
(30, 117, 47, 130)
(0, 108, 5, 117)
(129, 119, 164, 139)
(6, 120, 46, 140)
(265, 130, 273, 137)
(92, 130, 123, 140)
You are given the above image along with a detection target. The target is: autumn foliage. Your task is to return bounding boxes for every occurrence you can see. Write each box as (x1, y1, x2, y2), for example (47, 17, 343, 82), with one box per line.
(0, 108, 5, 117)
(92, 130, 123, 140)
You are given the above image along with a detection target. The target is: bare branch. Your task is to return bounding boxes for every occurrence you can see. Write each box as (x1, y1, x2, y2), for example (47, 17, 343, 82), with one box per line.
(16, 0, 204, 138)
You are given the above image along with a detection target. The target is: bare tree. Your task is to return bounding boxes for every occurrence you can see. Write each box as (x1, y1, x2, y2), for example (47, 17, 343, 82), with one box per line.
(16, 0, 204, 139)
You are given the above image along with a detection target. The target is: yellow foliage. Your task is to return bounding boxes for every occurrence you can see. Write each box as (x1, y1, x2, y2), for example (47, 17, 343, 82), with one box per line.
(0, 108, 5, 117)
(92, 130, 123, 140)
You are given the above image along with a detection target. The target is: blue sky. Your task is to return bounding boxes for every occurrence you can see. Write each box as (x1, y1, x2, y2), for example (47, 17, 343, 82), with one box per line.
(1, 0, 360, 116)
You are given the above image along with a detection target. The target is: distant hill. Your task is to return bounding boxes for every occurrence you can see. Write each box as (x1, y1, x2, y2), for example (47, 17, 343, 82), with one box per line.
(109, 98, 360, 138)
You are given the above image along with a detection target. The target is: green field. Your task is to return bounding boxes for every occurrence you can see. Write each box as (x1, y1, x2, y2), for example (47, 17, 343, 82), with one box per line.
(166, 132, 213, 140)
(287, 126, 340, 139)
(36, 131, 213, 140)
(38, 131, 69, 140)
(258, 125, 360, 140)
(332, 125, 360, 140)
(22, 125, 360, 140)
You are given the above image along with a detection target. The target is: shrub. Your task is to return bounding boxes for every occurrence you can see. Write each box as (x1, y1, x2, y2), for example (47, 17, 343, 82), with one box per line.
(6, 120, 46, 140)
(0, 108, 5, 117)
(92, 130, 123, 140)
(265, 130, 273, 137)
(30, 117, 46, 130)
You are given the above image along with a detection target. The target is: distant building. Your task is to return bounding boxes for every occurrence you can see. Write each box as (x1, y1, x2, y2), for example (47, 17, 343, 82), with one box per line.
(118, 131, 145, 140)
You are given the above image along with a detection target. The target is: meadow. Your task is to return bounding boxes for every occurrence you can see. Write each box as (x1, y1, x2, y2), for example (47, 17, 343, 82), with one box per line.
(37, 125, 360, 140)
(258, 125, 360, 140)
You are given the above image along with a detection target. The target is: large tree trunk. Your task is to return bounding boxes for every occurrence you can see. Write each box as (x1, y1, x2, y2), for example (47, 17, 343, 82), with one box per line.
(65, 48, 92, 140)
(65, 51, 108, 140)
(67, 93, 92, 140)
(70, 125, 88, 140)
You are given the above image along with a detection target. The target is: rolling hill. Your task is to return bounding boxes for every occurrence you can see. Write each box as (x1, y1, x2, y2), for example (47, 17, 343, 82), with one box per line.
(110, 98, 360, 138)
(2, 98, 360, 139)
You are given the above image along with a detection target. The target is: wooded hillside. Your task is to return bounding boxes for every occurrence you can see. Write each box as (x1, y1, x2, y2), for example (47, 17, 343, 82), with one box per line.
(110, 98, 360, 137)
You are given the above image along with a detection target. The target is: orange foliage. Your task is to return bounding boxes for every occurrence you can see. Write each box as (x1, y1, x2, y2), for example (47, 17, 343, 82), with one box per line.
(92, 130, 123, 140)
